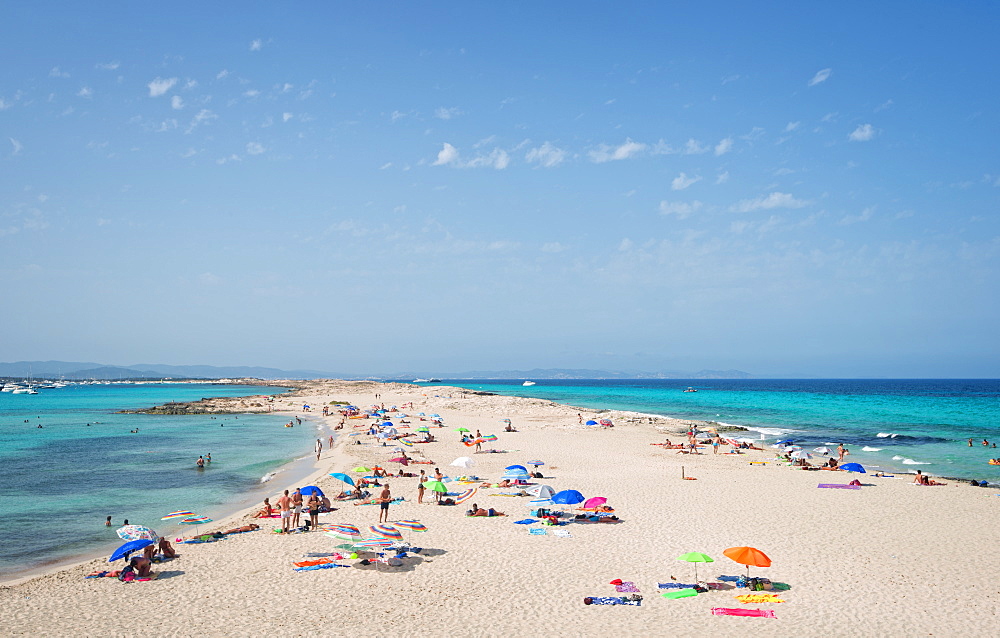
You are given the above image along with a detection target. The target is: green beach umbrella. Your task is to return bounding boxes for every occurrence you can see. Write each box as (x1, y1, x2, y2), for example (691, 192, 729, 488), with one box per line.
(455, 428, 470, 433)
(353, 466, 370, 473)
(677, 552, 714, 582)
(422, 480, 448, 493)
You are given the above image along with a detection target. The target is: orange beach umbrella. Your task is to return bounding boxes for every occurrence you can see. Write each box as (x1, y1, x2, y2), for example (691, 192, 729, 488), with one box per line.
(723, 546, 771, 577)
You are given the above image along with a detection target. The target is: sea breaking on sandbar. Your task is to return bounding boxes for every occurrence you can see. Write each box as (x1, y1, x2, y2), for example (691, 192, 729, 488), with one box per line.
(2, 379, 998, 637)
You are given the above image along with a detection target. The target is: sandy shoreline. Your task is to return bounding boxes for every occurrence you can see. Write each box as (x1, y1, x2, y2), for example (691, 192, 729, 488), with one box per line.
(2, 380, 998, 637)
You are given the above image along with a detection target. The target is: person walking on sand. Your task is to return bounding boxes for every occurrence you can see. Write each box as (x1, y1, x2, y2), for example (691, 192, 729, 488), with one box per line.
(277, 490, 292, 532)
(378, 484, 391, 523)
(315, 438, 323, 461)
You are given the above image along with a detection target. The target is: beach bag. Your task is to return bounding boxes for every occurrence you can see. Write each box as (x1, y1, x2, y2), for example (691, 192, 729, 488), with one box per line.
(118, 565, 135, 583)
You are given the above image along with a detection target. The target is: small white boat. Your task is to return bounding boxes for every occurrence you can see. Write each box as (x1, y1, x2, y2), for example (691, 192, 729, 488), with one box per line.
(683, 387, 697, 393)
(12, 386, 39, 394)
(522, 381, 536, 386)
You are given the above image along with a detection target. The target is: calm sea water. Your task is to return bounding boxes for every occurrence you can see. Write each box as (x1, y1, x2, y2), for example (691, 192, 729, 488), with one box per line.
(442, 379, 1000, 484)
(0, 383, 321, 580)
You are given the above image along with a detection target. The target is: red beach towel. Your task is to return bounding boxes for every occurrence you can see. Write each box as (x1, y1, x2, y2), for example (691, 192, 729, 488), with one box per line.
(711, 607, 776, 618)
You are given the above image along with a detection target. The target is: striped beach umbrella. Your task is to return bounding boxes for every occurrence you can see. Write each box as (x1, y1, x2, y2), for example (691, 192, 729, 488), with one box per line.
(161, 510, 194, 521)
(483, 434, 498, 442)
(398, 438, 414, 447)
(455, 487, 477, 504)
(353, 538, 393, 549)
(369, 524, 404, 541)
(394, 520, 427, 533)
(179, 516, 212, 535)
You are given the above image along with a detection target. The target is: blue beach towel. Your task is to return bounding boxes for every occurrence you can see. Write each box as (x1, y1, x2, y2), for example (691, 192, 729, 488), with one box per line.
(584, 596, 641, 606)
(659, 583, 697, 589)
(513, 519, 537, 524)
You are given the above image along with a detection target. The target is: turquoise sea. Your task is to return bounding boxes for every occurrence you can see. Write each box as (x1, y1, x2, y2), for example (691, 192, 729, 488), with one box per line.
(442, 379, 1000, 484)
(0, 383, 321, 580)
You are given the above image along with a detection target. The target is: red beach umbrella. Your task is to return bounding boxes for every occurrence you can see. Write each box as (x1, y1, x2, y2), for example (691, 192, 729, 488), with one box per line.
(723, 546, 771, 577)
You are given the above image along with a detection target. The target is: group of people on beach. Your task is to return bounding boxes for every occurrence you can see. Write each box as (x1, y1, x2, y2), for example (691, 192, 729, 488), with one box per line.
(260, 488, 329, 532)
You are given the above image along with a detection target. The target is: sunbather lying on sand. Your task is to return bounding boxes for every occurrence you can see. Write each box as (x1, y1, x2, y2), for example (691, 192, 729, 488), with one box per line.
(466, 504, 505, 517)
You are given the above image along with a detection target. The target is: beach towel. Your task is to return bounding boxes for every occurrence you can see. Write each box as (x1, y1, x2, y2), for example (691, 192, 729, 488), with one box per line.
(717, 575, 741, 582)
(658, 583, 697, 589)
(294, 563, 349, 571)
(662, 588, 699, 599)
(735, 594, 785, 603)
(553, 530, 572, 538)
(818, 483, 860, 490)
(583, 597, 641, 606)
(615, 582, 640, 593)
(513, 519, 537, 524)
(711, 608, 776, 618)
(528, 528, 547, 535)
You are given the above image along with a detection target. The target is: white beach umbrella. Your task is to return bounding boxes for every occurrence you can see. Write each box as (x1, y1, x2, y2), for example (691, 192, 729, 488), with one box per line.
(790, 450, 812, 459)
(450, 457, 475, 468)
(813, 446, 832, 455)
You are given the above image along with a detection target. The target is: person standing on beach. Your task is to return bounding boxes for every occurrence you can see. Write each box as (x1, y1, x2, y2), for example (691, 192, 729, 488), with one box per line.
(277, 490, 292, 532)
(315, 438, 323, 461)
(378, 484, 391, 523)
(837, 444, 849, 462)
(417, 480, 425, 504)
(291, 488, 303, 529)
(328, 434, 334, 448)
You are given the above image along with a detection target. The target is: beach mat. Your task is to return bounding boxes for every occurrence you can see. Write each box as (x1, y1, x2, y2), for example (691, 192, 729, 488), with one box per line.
(615, 582, 640, 593)
(735, 593, 786, 603)
(818, 483, 861, 489)
(659, 583, 697, 589)
(662, 588, 699, 599)
(294, 563, 349, 571)
(712, 607, 776, 618)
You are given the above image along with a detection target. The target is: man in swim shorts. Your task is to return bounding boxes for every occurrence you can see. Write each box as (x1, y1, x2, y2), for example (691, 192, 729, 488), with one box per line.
(378, 484, 391, 523)
(277, 490, 292, 532)
(291, 488, 303, 529)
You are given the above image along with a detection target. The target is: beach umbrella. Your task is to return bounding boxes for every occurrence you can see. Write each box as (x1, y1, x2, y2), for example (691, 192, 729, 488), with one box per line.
(583, 497, 607, 510)
(369, 524, 404, 541)
(109, 538, 155, 562)
(353, 466, 370, 473)
(326, 523, 360, 541)
(526, 460, 544, 467)
(116, 525, 159, 542)
(677, 552, 714, 582)
(585, 420, 598, 426)
(300, 486, 324, 496)
(786, 445, 803, 451)
(840, 462, 866, 473)
(455, 427, 470, 433)
(353, 538, 393, 549)
(526, 485, 555, 499)
(813, 447, 831, 455)
(381, 422, 394, 428)
(455, 487, 478, 504)
(180, 516, 212, 536)
(376, 431, 393, 439)
(398, 438, 414, 447)
(417, 412, 425, 417)
(329, 472, 356, 487)
(429, 414, 441, 418)
(599, 419, 613, 426)
(505, 464, 528, 472)
(551, 489, 585, 505)
(483, 434, 498, 441)
(789, 450, 812, 459)
(450, 457, 475, 468)
(423, 481, 448, 493)
(723, 546, 771, 578)
(777, 439, 795, 445)
(161, 511, 194, 521)
(527, 498, 553, 508)
(395, 520, 427, 533)
(502, 468, 530, 481)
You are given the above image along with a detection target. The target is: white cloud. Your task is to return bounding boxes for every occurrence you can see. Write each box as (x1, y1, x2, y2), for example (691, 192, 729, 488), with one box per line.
(282, 112, 293, 122)
(246, 142, 265, 155)
(784, 121, 800, 132)
(467, 148, 509, 170)
(671, 172, 702, 190)
(184, 79, 197, 90)
(216, 69, 230, 80)
(390, 110, 407, 122)
(433, 143, 460, 166)
(435, 107, 462, 120)
(49, 67, 70, 78)
(77, 86, 92, 98)
(839, 206, 875, 225)
(714, 137, 733, 156)
(243, 89, 260, 98)
(148, 77, 178, 97)
(650, 139, 676, 155)
(96, 61, 120, 70)
(684, 139, 708, 155)
(198, 272, 223, 285)
(808, 68, 832, 86)
(821, 112, 838, 123)
(541, 242, 567, 253)
(171, 95, 184, 110)
(250, 39, 263, 51)
(185, 109, 217, 134)
(730, 191, 809, 212)
(525, 142, 567, 168)
(0, 98, 11, 110)
(716, 171, 730, 184)
(10, 138, 22, 155)
(659, 200, 703, 219)
(618, 238, 633, 252)
(379, 162, 393, 170)
(589, 138, 646, 163)
(849, 123, 876, 142)
(874, 99, 894, 112)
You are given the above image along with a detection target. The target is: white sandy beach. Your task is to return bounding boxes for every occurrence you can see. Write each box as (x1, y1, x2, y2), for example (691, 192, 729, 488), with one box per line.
(2, 380, 998, 637)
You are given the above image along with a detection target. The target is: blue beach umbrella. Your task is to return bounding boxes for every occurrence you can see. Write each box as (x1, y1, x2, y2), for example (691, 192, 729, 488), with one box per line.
(840, 462, 866, 474)
(551, 489, 585, 505)
(585, 420, 598, 426)
(109, 538, 155, 562)
(505, 465, 528, 472)
(777, 439, 795, 445)
(527, 460, 544, 467)
(502, 469, 530, 481)
(300, 486, 324, 496)
(329, 472, 356, 487)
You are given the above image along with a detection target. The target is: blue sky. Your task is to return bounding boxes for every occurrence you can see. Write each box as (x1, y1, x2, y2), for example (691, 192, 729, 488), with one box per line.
(2, 1, 998, 377)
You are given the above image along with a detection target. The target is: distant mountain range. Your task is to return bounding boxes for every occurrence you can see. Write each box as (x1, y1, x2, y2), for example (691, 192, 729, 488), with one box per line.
(0, 360, 755, 381)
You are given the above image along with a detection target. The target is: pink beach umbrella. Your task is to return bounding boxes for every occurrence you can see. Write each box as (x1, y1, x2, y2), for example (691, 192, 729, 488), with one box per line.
(583, 497, 608, 510)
